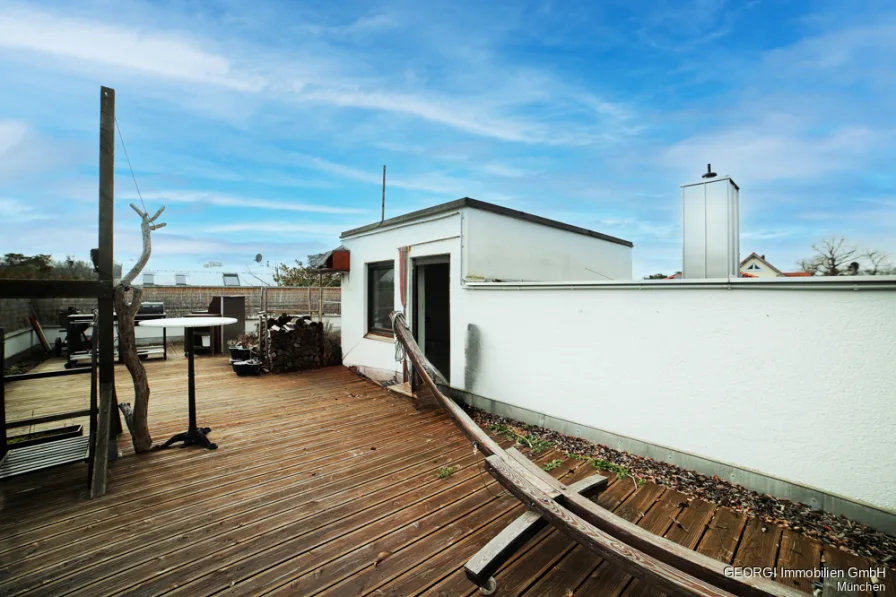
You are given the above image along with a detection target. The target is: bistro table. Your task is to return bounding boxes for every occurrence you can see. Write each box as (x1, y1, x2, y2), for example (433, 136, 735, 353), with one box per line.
(139, 316, 237, 450)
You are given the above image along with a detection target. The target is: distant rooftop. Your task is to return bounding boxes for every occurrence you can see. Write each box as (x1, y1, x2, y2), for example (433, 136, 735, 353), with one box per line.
(340, 197, 634, 247)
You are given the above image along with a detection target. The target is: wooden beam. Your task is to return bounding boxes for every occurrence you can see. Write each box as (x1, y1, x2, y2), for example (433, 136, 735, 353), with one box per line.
(485, 455, 733, 597)
(91, 85, 116, 498)
(4, 368, 92, 382)
(391, 313, 495, 454)
(555, 485, 799, 597)
(0, 279, 112, 299)
(465, 472, 607, 586)
(6, 410, 93, 429)
(1, 327, 6, 463)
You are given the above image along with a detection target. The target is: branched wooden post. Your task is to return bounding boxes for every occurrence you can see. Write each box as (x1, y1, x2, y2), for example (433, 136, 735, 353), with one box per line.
(116, 203, 166, 453)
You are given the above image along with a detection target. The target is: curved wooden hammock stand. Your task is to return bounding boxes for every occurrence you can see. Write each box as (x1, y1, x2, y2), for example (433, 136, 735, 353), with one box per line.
(390, 312, 802, 597)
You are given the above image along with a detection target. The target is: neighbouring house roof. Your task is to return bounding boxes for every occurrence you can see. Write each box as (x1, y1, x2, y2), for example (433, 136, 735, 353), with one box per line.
(740, 252, 813, 277)
(740, 252, 785, 275)
(339, 197, 634, 247)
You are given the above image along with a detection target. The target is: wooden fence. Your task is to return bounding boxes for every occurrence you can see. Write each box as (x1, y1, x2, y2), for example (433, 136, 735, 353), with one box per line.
(0, 286, 341, 332)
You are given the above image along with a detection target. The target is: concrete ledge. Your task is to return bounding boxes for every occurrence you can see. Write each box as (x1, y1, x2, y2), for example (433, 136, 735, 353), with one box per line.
(448, 386, 896, 536)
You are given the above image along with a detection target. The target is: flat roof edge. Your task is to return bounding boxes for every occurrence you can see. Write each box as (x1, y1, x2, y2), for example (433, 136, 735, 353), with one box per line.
(340, 197, 634, 247)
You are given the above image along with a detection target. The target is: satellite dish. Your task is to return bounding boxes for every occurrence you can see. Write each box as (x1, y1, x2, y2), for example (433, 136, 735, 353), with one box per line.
(255, 253, 263, 264)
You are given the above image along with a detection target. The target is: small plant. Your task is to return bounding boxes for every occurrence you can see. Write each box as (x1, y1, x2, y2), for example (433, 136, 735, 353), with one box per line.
(591, 458, 631, 479)
(565, 452, 631, 479)
(527, 436, 553, 455)
(437, 466, 457, 479)
(488, 424, 552, 454)
(542, 459, 563, 472)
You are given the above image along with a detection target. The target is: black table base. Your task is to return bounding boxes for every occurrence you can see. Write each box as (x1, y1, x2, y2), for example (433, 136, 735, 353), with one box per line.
(152, 327, 218, 451)
(155, 426, 216, 450)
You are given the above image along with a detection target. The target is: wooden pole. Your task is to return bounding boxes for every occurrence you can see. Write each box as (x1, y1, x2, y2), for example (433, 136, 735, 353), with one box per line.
(318, 275, 323, 323)
(1, 327, 6, 464)
(91, 86, 116, 498)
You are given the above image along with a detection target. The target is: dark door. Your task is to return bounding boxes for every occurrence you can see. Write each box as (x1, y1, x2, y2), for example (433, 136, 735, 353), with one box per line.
(421, 262, 450, 380)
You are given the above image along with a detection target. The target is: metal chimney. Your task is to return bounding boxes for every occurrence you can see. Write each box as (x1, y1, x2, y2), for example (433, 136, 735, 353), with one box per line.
(682, 165, 740, 279)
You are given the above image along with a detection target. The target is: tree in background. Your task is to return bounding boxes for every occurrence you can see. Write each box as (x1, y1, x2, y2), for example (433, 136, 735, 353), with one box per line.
(643, 273, 668, 280)
(272, 260, 341, 287)
(798, 238, 895, 276)
(0, 253, 96, 279)
(861, 249, 895, 275)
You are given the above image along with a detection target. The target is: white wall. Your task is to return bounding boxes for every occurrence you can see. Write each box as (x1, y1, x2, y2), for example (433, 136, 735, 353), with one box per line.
(464, 208, 632, 281)
(340, 212, 463, 380)
(460, 280, 896, 513)
(339, 206, 895, 517)
(3, 326, 67, 361)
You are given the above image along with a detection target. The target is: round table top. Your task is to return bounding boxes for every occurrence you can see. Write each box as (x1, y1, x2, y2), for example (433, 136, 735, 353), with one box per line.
(138, 316, 238, 328)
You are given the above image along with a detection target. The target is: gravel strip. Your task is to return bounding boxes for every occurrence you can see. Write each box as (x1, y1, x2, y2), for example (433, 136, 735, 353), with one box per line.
(466, 406, 896, 569)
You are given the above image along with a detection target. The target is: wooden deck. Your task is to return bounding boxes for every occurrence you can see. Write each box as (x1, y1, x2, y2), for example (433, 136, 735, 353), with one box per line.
(0, 356, 889, 596)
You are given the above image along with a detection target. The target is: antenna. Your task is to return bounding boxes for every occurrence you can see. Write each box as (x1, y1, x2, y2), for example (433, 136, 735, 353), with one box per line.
(701, 163, 717, 179)
(381, 165, 386, 222)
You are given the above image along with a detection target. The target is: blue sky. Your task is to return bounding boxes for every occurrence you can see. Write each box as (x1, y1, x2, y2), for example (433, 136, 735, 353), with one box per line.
(1, 0, 894, 281)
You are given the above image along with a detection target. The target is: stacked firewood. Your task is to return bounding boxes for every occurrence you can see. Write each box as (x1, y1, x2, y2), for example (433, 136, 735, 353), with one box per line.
(264, 314, 324, 373)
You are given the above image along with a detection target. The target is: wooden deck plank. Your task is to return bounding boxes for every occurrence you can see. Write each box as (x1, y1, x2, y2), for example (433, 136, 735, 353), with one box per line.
(572, 484, 671, 596)
(623, 496, 717, 597)
(422, 471, 634, 597)
(0, 412, 448, 564)
(696, 506, 748, 564)
(4, 431, 470, 593)
(63, 440, 510, 597)
(0, 378, 414, 533)
(374, 454, 594, 596)
(307, 450, 569, 596)
(732, 517, 783, 569)
(518, 483, 671, 597)
(823, 548, 875, 597)
(775, 530, 822, 593)
(0, 356, 817, 597)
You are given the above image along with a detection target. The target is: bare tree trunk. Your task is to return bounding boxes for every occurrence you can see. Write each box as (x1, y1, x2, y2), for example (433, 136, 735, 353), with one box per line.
(115, 286, 154, 452)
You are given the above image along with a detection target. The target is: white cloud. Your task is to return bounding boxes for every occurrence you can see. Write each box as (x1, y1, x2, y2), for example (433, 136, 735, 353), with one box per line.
(204, 222, 348, 236)
(0, 7, 635, 146)
(0, 120, 28, 154)
(0, 197, 50, 222)
(661, 121, 884, 183)
(765, 22, 896, 75)
(125, 190, 368, 215)
(0, 8, 263, 91)
(300, 155, 469, 195)
(0, 119, 84, 177)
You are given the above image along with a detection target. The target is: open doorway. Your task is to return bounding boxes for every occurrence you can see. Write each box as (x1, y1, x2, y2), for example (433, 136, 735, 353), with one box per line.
(413, 256, 450, 381)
